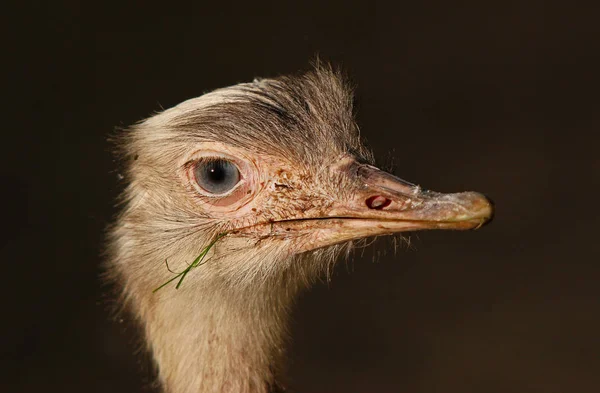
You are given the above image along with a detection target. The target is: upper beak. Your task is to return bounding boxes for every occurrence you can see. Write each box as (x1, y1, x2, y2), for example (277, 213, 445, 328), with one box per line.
(327, 160, 494, 231)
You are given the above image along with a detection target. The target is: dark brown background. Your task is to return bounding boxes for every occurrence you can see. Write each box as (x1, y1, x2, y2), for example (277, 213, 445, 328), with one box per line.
(4, 1, 599, 392)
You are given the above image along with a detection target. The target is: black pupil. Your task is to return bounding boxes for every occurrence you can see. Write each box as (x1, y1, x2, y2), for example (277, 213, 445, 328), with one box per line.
(207, 162, 226, 182)
(195, 159, 240, 194)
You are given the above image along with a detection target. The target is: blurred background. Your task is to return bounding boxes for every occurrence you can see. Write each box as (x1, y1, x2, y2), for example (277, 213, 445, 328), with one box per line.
(4, 1, 599, 392)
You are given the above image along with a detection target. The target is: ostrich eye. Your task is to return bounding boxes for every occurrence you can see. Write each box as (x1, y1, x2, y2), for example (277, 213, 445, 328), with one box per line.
(194, 158, 241, 195)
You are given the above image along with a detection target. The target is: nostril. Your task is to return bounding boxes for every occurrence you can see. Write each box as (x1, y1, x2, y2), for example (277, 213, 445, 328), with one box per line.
(366, 195, 392, 210)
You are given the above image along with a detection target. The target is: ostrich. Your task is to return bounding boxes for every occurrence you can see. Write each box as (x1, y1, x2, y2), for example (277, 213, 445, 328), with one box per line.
(107, 64, 493, 393)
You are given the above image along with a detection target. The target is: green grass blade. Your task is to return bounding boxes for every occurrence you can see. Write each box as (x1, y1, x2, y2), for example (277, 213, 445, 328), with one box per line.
(153, 232, 227, 293)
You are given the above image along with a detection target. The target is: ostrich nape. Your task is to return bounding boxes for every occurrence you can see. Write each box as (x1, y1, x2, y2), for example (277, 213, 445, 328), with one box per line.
(107, 64, 493, 393)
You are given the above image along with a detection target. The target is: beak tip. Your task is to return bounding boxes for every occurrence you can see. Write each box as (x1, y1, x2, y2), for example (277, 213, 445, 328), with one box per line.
(480, 193, 495, 227)
(468, 192, 495, 229)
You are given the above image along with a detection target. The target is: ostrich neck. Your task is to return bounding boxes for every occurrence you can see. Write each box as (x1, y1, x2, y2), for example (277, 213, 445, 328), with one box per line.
(142, 277, 299, 393)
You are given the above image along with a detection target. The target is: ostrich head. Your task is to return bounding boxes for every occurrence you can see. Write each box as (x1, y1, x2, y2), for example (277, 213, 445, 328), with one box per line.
(108, 64, 493, 393)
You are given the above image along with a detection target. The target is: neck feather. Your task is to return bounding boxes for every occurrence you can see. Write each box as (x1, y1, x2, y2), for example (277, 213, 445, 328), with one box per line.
(127, 268, 303, 393)
(109, 214, 340, 392)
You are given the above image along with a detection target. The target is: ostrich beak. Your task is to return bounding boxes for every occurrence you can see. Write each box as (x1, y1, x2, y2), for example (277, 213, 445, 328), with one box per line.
(234, 160, 494, 253)
(287, 160, 494, 252)
(332, 160, 492, 226)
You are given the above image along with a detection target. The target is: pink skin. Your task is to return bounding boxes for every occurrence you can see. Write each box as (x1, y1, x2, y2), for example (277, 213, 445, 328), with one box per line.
(182, 147, 494, 256)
